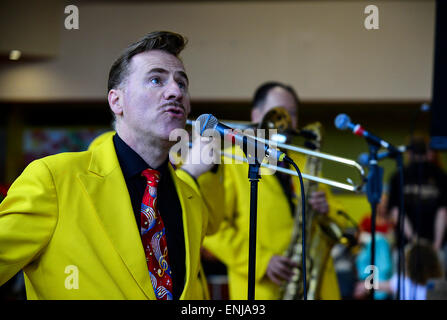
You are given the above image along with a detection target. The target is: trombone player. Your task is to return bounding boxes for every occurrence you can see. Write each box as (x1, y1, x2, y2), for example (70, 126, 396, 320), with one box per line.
(183, 81, 348, 299)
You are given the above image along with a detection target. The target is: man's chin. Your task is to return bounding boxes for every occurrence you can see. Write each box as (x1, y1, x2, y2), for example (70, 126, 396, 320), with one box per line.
(160, 124, 187, 142)
(168, 120, 186, 132)
(150, 115, 187, 141)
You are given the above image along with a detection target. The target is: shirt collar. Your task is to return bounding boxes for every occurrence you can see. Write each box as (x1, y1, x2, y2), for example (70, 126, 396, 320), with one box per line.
(113, 133, 169, 179)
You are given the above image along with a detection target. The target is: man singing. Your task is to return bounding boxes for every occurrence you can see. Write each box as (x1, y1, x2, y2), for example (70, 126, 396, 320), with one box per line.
(0, 31, 221, 300)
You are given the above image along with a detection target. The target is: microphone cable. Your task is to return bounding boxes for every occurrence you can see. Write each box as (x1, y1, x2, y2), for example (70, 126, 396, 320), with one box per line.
(284, 155, 307, 300)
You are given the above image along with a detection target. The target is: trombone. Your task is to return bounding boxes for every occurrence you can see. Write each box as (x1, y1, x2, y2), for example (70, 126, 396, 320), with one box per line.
(186, 110, 366, 193)
(227, 136, 365, 193)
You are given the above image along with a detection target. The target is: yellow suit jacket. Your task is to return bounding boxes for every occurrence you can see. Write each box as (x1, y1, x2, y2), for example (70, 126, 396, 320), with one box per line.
(0, 135, 220, 299)
(202, 147, 346, 300)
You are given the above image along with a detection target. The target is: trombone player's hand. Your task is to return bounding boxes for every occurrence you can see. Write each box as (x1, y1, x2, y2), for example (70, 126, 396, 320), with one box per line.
(266, 255, 298, 285)
(309, 191, 329, 214)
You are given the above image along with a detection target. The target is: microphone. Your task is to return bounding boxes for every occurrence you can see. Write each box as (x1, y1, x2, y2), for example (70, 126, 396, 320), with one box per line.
(195, 114, 287, 162)
(334, 113, 398, 152)
(420, 103, 430, 112)
(357, 145, 407, 166)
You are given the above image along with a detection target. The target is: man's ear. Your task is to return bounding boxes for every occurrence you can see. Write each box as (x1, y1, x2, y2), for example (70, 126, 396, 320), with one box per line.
(108, 88, 124, 116)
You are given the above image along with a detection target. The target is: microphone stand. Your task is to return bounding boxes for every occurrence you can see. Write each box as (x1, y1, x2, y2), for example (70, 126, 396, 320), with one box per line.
(247, 160, 261, 300)
(395, 152, 405, 300)
(364, 143, 405, 300)
(365, 143, 383, 300)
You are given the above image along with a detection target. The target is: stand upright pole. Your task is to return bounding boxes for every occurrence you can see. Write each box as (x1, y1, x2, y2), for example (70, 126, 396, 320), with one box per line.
(365, 143, 383, 300)
(395, 153, 405, 300)
(247, 162, 261, 300)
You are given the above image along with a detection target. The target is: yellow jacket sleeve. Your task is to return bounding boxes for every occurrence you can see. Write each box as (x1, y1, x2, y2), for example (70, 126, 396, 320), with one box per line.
(196, 166, 225, 236)
(175, 166, 225, 236)
(203, 160, 275, 283)
(202, 163, 239, 265)
(0, 160, 58, 286)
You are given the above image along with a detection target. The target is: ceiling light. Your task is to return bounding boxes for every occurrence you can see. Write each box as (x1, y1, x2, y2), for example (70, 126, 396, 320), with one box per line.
(9, 50, 22, 61)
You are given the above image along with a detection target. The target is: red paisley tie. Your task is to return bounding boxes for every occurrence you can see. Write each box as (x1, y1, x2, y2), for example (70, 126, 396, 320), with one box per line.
(140, 168, 173, 300)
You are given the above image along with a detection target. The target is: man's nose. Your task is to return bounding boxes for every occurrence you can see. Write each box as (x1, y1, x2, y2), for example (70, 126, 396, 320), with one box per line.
(163, 80, 183, 100)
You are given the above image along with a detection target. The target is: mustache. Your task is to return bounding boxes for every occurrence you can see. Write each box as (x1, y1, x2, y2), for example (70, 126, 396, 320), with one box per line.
(161, 101, 184, 110)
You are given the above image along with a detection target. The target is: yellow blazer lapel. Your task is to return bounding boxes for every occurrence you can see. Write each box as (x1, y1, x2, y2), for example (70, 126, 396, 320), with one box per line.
(77, 136, 155, 300)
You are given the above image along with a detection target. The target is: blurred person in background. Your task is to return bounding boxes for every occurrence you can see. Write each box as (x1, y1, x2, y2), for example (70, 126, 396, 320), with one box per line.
(387, 135, 447, 267)
(354, 195, 394, 300)
(354, 240, 444, 300)
(188, 81, 349, 300)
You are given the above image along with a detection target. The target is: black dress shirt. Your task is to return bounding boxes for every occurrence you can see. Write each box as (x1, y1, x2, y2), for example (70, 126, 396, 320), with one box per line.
(113, 134, 185, 299)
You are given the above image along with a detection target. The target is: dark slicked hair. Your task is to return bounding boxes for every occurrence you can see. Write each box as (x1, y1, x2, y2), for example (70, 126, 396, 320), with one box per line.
(107, 31, 187, 92)
(252, 81, 300, 110)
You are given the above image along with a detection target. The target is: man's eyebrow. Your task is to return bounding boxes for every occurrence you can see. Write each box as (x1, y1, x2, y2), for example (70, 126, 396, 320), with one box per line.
(146, 68, 168, 75)
(178, 71, 189, 84)
(146, 68, 189, 84)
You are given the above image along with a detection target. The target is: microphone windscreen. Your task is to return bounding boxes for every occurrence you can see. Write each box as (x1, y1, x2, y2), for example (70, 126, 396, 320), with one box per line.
(196, 114, 219, 135)
(334, 113, 351, 130)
